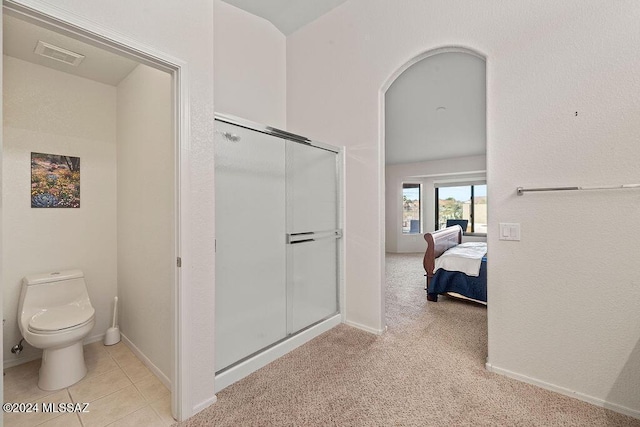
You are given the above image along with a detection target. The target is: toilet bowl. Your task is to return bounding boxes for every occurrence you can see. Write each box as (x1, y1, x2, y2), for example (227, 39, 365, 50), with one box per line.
(18, 269, 95, 390)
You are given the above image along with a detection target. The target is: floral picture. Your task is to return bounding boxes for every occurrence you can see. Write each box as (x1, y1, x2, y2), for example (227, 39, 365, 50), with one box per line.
(31, 152, 80, 208)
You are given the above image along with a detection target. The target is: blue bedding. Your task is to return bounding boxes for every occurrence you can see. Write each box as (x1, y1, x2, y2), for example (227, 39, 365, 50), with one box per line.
(427, 257, 487, 303)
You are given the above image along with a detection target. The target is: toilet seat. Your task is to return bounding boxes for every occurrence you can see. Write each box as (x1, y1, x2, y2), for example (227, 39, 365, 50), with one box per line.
(28, 306, 95, 334)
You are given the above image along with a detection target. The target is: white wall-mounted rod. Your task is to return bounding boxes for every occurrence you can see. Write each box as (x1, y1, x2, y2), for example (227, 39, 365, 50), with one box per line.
(517, 184, 640, 196)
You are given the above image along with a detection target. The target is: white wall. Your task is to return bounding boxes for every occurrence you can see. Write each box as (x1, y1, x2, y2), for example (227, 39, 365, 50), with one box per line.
(2, 55, 117, 363)
(117, 64, 173, 380)
(287, 0, 640, 417)
(7, 0, 216, 417)
(385, 155, 486, 253)
(214, 0, 286, 129)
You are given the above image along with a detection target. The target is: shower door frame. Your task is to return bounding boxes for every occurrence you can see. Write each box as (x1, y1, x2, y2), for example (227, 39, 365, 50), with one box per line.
(1, 1, 193, 421)
(215, 113, 342, 156)
(213, 113, 345, 391)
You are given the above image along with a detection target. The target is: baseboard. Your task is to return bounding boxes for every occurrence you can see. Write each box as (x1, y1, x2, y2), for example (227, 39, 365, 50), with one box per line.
(3, 353, 41, 370)
(85, 332, 106, 345)
(486, 362, 640, 420)
(121, 333, 171, 390)
(215, 314, 341, 393)
(344, 319, 385, 335)
(192, 395, 218, 414)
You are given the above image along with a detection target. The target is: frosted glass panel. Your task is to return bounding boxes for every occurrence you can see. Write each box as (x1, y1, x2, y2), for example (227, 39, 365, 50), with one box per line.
(214, 121, 287, 372)
(286, 143, 337, 233)
(286, 143, 339, 333)
(289, 238, 338, 332)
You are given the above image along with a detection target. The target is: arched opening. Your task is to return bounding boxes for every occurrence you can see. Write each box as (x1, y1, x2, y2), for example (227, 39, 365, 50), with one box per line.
(380, 46, 487, 355)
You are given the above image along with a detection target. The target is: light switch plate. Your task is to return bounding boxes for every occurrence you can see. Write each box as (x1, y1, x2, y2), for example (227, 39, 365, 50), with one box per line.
(499, 223, 521, 241)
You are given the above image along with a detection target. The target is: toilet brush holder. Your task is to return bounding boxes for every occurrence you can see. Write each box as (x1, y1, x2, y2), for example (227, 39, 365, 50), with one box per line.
(104, 296, 121, 346)
(104, 326, 120, 346)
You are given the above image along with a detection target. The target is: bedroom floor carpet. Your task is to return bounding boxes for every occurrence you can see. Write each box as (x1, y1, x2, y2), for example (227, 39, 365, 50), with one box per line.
(176, 253, 640, 426)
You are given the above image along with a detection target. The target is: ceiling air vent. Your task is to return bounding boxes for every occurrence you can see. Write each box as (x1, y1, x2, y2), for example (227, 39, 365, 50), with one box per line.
(34, 40, 85, 66)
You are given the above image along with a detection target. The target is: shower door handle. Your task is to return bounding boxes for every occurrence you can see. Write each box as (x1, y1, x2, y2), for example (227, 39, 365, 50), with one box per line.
(286, 229, 342, 244)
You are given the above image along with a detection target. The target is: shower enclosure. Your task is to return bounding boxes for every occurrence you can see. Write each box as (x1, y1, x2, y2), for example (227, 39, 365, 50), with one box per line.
(214, 114, 342, 389)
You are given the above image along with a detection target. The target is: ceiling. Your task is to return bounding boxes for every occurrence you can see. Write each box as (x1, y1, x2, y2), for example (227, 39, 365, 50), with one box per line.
(385, 52, 486, 165)
(221, 0, 349, 35)
(3, 13, 139, 86)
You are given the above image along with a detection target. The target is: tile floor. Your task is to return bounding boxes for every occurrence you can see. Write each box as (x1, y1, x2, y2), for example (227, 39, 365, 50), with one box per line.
(3, 341, 174, 427)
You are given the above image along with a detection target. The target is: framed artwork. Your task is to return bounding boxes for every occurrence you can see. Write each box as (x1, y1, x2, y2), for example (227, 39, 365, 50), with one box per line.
(31, 152, 80, 208)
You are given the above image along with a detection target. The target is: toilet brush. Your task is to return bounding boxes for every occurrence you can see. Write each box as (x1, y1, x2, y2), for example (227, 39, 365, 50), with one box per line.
(104, 296, 121, 346)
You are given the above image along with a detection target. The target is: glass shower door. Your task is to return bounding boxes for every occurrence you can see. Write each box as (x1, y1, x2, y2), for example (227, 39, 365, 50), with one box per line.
(286, 143, 339, 333)
(214, 115, 341, 375)
(214, 121, 287, 372)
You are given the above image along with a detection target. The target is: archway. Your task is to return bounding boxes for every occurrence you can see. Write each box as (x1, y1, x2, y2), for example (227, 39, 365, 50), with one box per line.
(379, 46, 487, 334)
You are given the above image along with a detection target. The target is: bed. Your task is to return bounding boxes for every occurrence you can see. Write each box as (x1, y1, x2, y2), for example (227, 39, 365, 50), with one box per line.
(423, 225, 487, 304)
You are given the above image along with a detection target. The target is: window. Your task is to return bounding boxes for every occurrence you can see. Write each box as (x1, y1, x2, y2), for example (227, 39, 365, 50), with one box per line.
(402, 183, 421, 234)
(435, 184, 487, 234)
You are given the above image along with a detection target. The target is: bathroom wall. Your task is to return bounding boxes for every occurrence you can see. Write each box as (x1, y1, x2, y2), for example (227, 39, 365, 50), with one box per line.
(2, 55, 118, 364)
(116, 64, 173, 382)
(385, 155, 486, 253)
(214, 0, 287, 128)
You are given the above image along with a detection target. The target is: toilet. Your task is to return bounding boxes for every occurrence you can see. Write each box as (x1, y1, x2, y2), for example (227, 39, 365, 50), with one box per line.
(18, 269, 95, 390)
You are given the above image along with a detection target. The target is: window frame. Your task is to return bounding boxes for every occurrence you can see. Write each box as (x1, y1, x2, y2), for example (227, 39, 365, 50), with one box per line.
(401, 182, 422, 234)
(435, 183, 487, 236)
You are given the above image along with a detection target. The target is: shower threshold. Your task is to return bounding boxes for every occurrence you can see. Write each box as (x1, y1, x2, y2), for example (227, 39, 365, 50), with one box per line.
(214, 313, 341, 392)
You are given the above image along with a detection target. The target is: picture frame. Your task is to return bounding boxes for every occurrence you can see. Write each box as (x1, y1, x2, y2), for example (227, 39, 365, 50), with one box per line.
(31, 152, 80, 208)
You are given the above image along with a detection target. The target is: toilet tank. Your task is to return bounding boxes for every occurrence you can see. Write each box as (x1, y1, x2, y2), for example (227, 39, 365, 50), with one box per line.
(19, 270, 91, 312)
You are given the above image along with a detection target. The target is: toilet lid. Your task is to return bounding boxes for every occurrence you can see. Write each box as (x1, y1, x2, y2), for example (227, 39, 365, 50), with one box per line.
(28, 305, 95, 333)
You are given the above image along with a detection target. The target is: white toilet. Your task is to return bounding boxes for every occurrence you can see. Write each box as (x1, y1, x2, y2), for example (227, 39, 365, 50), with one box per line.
(18, 269, 95, 390)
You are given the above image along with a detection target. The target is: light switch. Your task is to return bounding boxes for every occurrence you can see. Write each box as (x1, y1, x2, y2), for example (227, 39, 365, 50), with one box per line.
(499, 223, 521, 241)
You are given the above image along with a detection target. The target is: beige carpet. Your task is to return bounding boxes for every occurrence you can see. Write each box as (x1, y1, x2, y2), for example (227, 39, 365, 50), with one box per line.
(178, 253, 640, 426)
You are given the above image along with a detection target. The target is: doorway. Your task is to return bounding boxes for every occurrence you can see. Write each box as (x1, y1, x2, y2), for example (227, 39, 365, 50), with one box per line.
(382, 47, 487, 327)
(2, 5, 183, 423)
